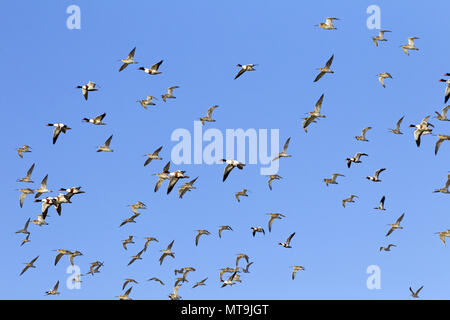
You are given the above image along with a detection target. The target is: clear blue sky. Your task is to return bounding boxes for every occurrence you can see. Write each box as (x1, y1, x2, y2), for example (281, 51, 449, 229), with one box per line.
(1, 0, 449, 300)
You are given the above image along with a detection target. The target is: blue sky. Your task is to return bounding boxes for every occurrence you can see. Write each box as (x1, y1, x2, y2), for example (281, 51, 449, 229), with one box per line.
(1, 0, 449, 300)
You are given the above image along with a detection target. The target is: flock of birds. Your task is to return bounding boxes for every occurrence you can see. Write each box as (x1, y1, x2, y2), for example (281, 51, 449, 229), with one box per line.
(12, 15, 450, 300)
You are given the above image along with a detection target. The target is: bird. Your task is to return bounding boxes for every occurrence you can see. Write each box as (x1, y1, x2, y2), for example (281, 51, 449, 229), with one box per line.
(386, 213, 405, 236)
(302, 114, 319, 133)
(242, 262, 254, 273)
(273, 137, 292, 161)
(219, 267, 239, 282)
(82, 113, 106, 125)
(60, 186, 85, 199)
(434, 105, 450, 121)
(161, 86, 179, 102)
(137, 95, 157, 109)
(34, 197, 57, 219)
(409, 286, 424, 298)
(235, 189, 249, 202)
(148, 277, 164, 285)
(377, 72, 392, 88)
(267, 213, 285, 232)
(137, 60, 163, 75)
(21, 234, 31, 247)
(153, 161, 171, 192)
(409, 116, 434, 147)
(45, 281, 60, 295)
(144, 146, 163, 166)
(292, 266, 305, 280)
(200, 105, 219, 125)
(434, 134, 450, 155)
(169, 285, 182, 300)
(127, 249, 145, 266)
(15, 218, 31, 235)
(342, 195, 358, 208)
(86, 261, 104, 276)
(389, 116, 405, 134)
(315, 17, 339, 30)
(374, 196, 386, 210)
(221, 271, 238, 288)
(401, 37, 419, 55)
(117, 287, 133, 300)
(307, 94, 326, 118)
(324, 173, 344, 186)
(192, 278, 208, 288)
(18, 188, 34, 208)
(119, 213, 140, 227)
(379, 244, 396, 251)
(17, 163, 35, 183)
(372, 30, 391, 46)
(167, 170, 189, 194)
(355, 127, 372, 141)
(34, 174, 51, 199)
(195, 230, 211, 246)
(119, 47, 137, 72)
(53, 249, 73, 266)
(46, 123, 71, 144)
(278, 232, 295, 248)
(32, 214, 48, 227)
(174, 276, 189, 287)
(234, 64, 257, 79)
(178, 177, 198, 199)
(433, 173, 450, 194)
(439, 75, 450, 103)
(143, 237, 159, 251)
(20, 256, 39, 275)
(127, 201, 147, 214)
(16, 145, 31, 158)
(97, 135, 114, 152)
(346, 152, 368, 168)
(267, 174, 282, 191)
(69, 250, 83, 266)
(218, 225, 233, 238)
(251, 227, 265, 237)
(314, 55, 334, 82)
(159, 240, 175, 265)
(220, 159, 245, 182)
(76, 81, 98, 100)
(435, 230, 450, 245)
(122, 279, 138, 290)
(235, 253, 249, 267)
(122, 236, 135, 250)
(366, 168, 386, 182)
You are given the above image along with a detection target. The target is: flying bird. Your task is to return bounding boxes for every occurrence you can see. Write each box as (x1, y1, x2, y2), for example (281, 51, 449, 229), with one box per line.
(409, 286, 424, 298)
(178, 177, 198, 199)
(195, 230, 211, 246)
(167, 170, 189, 194)
(137, 95, 157, 109)
(122, 279, 138, 290)
(144, 146, 163, 166)
(16, 145, 31, 158)
(267, 174, 282, 191)
(200, 105, 219, 125)
(122, 236, 135, 250)
(159, 240, 175, 265)
(20, 256, 39, 275)
(314, 55, 334, 82)
(97, 135, 114, 152)
(278, 232, 295, 248)
(374, 196, 386, 210)
(76, 81, 98, 100)
(366, 168, 386, 182)
(409, 116, 433, 147)
(372, 30, 391, 46)
(18, 188, 34, 208)
(46, 123, 71, 144)
(234, 64, 257, 79)
(377, 72, 392, 88)
(119, 47, 137, 72)
(192, 278, 208, 288)
(17, 163, 35, 183)
(434, 134, 450, 155)
(218, 225, 233, 238)
(401, 37, 419, 55)
(273, 137, 292, 161)
(379, 244, 396, 251)
(153, 162, 171, 192)
(220, 159, 245, 182)
(433, 173, 450, 194)
(315, 17, 339, 30)
(324, 173, 344, 186)
(386, 213, 405, 236)
(82, 113, 106, 125)
(434, 105, 450, 121)
(346, 152, 368, 168)
(292, 266, 305, 280)
(355, 127, 372, 141)
(45, 281, 60, 295)
(34, 174, 52, 199)
(138, 60, 163, 75)
(389, 116, 405, 134)
(235, 189, 249, 202)
(161, 86, 179, 102)
(267, 213, 285, 232)
(148, 277, 165, 285)
(127, 249, 145, 266)
(342, 195, 358, 208)
(251, 227, 265, 237)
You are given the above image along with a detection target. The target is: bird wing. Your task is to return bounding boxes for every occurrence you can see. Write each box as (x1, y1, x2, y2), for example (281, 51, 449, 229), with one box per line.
(402, 46, 409, 55)
(154, 177, 165, 192)
(325, 54, 334, 68)
(19, 192, 26, 208)
(379, 77, 385, 88)
(127, 47, 136, 59)
(442, 105, 450, 117)
(167, 177, 179, 194)
(386, 227, 395, 237)
(95, 113, 106, 122)
(54, 253, 64, 266)
(153, 146, 163, 155)
(282, 137, 291, 153)
(223, 164, 234, 182)
(207, 105, 218, 118)
(40, 174, 48, 189)
(435, 138, 444, 155)
(414, 129, 422, 147)
(54, 281, 59, 291)
(445, 86, 450, 103)
(26, 163, 35, 178)
(286, 232, 296, 245)
(313, 71, 325, 82)
(314, 94, 324, 113)
(162, 161, 171, 173)
(396, 213, 405, 224)
(374, 168, 386, 179)
(104, 135, 113, 147)
(119, 63, 129, 72)
(234, 68, 246, 80)
(195, 233, 201, 246)
(52, 127, 62, 144)
(396, 116, 405, 130)
(151, 60, 163, 71)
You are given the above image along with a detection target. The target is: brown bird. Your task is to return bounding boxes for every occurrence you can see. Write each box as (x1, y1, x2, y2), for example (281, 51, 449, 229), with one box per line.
(195, 230, 211, 246)
(144, 146, 163, 166)
(235, 189, 249, 202)
(267, 213, 285, 232)
(20, 256, 39, 275)
(192, 278, 208, 288)
(218, 225, 233, 238)
(17, 163, 35, 183)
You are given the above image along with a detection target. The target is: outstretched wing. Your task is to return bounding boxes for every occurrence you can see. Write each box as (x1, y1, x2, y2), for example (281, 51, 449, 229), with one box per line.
(223, 164, 234, 182)
(151, 60, 163, 71)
